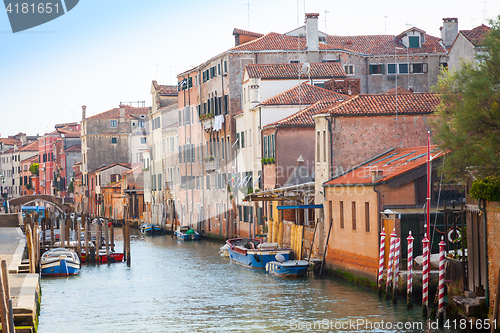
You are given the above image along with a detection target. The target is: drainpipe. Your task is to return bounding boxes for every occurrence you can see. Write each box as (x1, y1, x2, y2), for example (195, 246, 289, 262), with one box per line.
(373, 184, 382, 252)
(479, 198, 489, 306)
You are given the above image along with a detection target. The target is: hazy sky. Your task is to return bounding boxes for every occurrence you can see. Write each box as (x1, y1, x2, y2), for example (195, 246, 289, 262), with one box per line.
(0, 0, 498, 137)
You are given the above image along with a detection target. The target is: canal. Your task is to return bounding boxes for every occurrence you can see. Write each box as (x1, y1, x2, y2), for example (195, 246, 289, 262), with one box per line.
(38, 230, 456, 332)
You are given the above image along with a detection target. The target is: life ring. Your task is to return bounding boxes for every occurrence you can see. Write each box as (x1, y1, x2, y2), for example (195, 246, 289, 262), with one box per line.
(448, 228, 461, 243)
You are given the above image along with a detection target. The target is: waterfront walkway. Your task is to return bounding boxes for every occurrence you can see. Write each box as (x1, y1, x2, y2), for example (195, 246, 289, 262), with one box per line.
(0, 213, 40, 332)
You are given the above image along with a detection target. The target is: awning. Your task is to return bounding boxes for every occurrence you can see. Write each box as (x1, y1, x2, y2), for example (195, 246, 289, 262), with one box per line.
(277, 204, 323, 210)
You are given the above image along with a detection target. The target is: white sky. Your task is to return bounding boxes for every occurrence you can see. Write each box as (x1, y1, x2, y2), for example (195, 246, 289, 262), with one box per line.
(0, 0, 498, 137)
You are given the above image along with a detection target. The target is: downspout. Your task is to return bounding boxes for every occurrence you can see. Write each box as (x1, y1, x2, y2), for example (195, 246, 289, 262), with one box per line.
(479, 198, 489, 306)
(329, 114, 333, 179)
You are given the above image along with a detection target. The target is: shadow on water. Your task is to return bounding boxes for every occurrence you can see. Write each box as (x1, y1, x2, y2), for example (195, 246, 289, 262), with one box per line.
(38, 231, 459, 332)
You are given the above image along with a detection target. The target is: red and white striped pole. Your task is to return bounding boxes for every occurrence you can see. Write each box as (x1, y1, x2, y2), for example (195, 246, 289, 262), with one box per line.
(385, 229, 396, 300)
(407, 231, 414, 309)
(393, 237, 400, 303)
(378, 228, 386, 296)
(422, 234, 430, 316)
(438, 236, 446, 324)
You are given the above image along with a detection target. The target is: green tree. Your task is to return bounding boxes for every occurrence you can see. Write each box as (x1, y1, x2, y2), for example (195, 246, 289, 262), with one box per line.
(432, 16, 500, 182)
(29, 163, 39, 176)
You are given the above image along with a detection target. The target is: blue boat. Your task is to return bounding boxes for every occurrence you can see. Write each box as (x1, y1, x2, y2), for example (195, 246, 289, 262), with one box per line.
(140, 223, 163, 235)
(226, 238, 291, 269)
(174, 226, 200, 240)
(40, 248, 80, 277)
(266, 259, 310, 278)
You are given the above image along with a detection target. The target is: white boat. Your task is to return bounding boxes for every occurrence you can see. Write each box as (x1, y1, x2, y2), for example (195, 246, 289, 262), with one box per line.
(40, 248, 80, 277)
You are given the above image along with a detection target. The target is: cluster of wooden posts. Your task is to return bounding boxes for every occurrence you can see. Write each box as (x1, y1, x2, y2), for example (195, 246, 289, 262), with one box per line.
(377, 228, 448, 325)
(0, 260, 15, 333)
(24, 211, 132, 268)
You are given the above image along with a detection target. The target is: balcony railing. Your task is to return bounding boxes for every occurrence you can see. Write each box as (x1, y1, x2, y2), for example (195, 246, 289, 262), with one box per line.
(205, 159, 219, 172)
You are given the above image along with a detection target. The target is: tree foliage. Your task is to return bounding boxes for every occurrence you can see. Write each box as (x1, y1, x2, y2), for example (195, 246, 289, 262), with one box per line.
(29, 163, 39, 176)
(432, 16, 500, 182)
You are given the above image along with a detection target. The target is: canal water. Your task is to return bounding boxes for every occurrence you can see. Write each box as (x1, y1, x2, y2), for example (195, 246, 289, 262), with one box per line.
(38, 230, 457, 332)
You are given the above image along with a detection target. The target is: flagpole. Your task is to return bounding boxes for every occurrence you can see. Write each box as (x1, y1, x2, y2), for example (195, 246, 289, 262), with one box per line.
(426, 131, 431, 259)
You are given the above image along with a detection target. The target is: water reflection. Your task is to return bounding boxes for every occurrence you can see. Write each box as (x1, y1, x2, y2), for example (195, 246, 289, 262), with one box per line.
(39, 231, 454, 332)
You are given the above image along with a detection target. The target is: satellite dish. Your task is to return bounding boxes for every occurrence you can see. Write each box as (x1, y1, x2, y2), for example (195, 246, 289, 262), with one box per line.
(301, 62, 311, 76)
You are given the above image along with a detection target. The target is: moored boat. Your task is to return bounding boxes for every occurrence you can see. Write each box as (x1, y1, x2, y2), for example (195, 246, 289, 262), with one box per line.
(174, 226, 200, 240)
(266, 257, 310, 278)
(219, 243, 229, 257)
(140, 223, 163, 235)
(80, 249, 124, 263)
(41, 248, 80, 277)
(226, 238, 291, 269)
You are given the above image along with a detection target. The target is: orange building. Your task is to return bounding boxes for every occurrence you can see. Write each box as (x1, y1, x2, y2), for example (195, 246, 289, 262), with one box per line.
(322, 146, 451, 282)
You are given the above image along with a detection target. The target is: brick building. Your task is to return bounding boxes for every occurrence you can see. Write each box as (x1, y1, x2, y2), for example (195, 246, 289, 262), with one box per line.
(322, 146, 447, 281)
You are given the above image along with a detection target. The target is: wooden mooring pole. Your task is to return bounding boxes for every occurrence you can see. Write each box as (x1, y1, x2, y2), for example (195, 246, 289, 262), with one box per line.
(105, 220, 110, 262)
(0, 260, 11, 333)
(84, 214, 90, 263)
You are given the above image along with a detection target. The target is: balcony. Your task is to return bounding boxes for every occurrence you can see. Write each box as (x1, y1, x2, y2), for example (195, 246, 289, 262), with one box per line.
(205, 159, 219, 172)
(200, 115, 214, 132)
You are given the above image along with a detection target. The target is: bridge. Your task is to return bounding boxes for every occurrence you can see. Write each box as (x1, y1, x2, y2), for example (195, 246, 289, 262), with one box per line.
(8, 195, 73, 212)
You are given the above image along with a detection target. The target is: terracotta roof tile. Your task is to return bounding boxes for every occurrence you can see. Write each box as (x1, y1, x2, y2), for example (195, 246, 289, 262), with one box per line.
(319, 93, 439, 116)
(246, 62, 345, 79)
(259, 82, 349, 106)
(86, 105, 149, 120)
(324, 145, 446, 186)
(461, 24, 491, 47)
(22, 155, 39, 164)
(4, 140, 38, 153)
(233, 28, 264, 38)
(152, 81, 178, 96)
(384, 86, 414, 95)
(65, 144, 81, 153)
(231, 32, 321, 51)
(325, 33, 447, 55)
(0, 138, 21, 146)
(265, 99, 341, 128)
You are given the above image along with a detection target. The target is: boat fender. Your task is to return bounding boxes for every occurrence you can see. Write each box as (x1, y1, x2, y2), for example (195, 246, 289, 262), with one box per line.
(275, 254, 286, 263)
(254, 253, 261, 263)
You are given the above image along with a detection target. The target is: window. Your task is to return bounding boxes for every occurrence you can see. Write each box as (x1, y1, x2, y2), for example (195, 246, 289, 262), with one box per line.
(290, 60, 299, 63)
(340, 201, 344, 229)
(323, 130, 326, 162)
(224, 60, 227, 73)
(316, 131, 320, 162)
(409, 36, 420, 48)
(369, 64, 384, 75)
(344, 64, 354, 75)
(111, 137, 117, 144)
(399, 63, 409, 74)
(352, 202, 356, 230)
(365, 202, 370, 232)
(110, 120, 117, 127)
(140, 137, 147, 144)
(411, 63, 427, 74)
(138, 120, 145, 127)
(240, 132, 245, 148)
(387, 63, 397, 74)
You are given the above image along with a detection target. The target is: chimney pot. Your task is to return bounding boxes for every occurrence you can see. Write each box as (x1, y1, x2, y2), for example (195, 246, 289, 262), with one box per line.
(371, 170, 384, 183)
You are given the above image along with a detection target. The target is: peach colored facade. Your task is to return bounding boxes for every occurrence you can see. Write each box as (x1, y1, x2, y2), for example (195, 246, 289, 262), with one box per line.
(324, 185, 380, 282)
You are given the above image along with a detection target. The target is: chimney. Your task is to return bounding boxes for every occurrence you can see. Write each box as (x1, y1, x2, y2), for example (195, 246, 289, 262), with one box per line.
(305, 13, 320, 62)
(441, 18, 458, 48)
(119, 106, 125, 118)
(371, 170, 384, 183)
(81, 105, 86, 120)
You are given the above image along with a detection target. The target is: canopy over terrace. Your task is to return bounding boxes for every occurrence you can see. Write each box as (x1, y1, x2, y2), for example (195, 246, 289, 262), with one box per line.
(244, 182, 318, 226)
